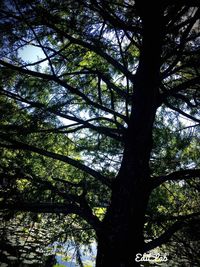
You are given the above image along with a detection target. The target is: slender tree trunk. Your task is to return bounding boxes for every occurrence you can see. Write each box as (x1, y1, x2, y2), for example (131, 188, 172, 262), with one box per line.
(96, 5, 164, 266)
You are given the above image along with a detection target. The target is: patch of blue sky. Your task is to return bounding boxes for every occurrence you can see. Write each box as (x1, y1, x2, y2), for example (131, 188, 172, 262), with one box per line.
(18, 44, 47, 69)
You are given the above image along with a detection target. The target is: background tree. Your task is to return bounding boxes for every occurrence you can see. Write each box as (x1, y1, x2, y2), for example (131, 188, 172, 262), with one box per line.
(0, 0, 200, 266)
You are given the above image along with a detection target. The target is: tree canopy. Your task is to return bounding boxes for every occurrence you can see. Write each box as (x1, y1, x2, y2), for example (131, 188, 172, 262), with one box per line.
(0, 1, 200, 266)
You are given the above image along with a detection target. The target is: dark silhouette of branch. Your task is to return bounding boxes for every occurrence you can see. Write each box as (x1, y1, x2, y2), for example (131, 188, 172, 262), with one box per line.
(0, 87, 124, 141)
(162, 8, 200, 76)
(42, 20, 135, 82)
(0, 115, 124, 137)
(0, 133, 112, 188)
(148, 212, 200, 223)
(0, 61, 126, 121)
(164, 101, 200, 123)
(0, 59, 54, 79)
(0, 201, 101, 231)
(0, 201, 75, 214)
(172, 93, 198, 108)
(85, 0, 141, 33)
(152, 169, 200, 189)
(0, 166, 103, 230)
(144, 215, 200, 252)
(162, 77, 200, 96)
(144, 221, 185, 252)
(94, 69, 128, 99)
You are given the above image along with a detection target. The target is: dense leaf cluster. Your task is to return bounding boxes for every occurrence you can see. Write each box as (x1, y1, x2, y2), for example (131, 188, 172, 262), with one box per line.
(0, 1, 199, 266)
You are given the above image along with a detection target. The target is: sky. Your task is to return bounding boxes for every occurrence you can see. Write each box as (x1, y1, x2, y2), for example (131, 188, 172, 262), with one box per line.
(18, 45, 47, 68)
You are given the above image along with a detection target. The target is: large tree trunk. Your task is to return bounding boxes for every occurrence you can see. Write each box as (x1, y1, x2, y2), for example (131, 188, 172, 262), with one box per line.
(95, 112, 154, 267)
(95, 76, 157, 266)
(96, 176, 151, 267)
(96, 5, 163, 266)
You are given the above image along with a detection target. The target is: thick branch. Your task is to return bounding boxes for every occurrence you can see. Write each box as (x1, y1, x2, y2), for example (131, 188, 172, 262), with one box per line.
(0, 61, 126, 121)
(163, 76, 200, 95)
(0, 59, 54, 79)
(0, 87, 124, 141)
(0, 201, 77, 214)
(172, 93, 198, 108)
(0, 133, 112, 187)
(152, 169, 200, 189)
(148, 211, 200, 223)
(0, 166, 103, 230)
(0, 201, 101, 231)
(144, 221, 185, 252)
(165, 101, 200, 123)
(0, 115, 124, 138)
(94, 69, 128, 99)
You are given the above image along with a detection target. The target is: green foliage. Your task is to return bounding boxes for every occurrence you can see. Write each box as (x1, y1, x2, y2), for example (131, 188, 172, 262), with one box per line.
(0, 1, 199, 266)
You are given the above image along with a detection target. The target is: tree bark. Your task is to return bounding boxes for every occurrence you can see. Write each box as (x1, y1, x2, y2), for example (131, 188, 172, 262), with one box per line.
(95, 96, 156, 267)
(95, 74, 158, 266)
(96, 177, 151, 267)
(95, 5, 164, 266)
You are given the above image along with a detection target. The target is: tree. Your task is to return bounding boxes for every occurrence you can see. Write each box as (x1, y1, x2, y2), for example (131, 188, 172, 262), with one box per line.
(0, 0, 200, 266)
